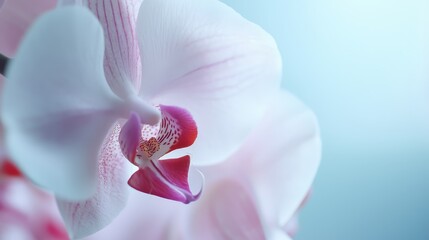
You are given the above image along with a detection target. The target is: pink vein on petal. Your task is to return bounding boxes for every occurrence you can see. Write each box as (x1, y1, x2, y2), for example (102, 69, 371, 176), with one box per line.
(84, 0, 142, 97)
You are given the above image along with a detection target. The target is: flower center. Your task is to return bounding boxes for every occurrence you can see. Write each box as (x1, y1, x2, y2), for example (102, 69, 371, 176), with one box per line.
(138, 137, 160, 159)
(118, 105, 202, 204)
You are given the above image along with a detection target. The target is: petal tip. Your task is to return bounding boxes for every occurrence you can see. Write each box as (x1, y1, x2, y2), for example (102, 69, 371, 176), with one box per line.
(182, 168, 204, 205)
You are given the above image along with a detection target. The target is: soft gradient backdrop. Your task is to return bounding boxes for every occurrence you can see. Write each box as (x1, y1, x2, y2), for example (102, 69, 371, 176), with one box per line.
(222, 0, 429, 239)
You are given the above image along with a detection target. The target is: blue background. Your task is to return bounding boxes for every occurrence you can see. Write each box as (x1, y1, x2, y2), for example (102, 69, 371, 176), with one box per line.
(223, 1, 429, 239)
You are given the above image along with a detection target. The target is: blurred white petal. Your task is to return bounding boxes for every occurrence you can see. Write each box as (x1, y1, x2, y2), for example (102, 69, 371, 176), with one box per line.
(1, 7, 123, 200)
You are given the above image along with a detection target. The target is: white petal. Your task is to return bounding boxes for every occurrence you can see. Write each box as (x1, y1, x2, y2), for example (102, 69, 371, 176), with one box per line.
(1, 7, 123, 200)
(266, 228, 293, 240)
(136, 0, 282, 165)
(57, 125, 130, 239)
(83, 191, 182, 240)
(245, 91, 321, 226)
(82, 0, 144, 98)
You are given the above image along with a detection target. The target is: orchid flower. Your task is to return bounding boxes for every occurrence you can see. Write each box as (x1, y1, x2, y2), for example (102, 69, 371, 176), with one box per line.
(0, 0, 55, 57)
(83, 90, 321, 240)
(1, 0, 281, 237)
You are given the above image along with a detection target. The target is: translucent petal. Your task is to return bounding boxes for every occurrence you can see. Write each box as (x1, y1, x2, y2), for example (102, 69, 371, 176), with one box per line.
(244, 91, 321, 226)
(1, 7, 123, 200)
(136, 0, 282, 165)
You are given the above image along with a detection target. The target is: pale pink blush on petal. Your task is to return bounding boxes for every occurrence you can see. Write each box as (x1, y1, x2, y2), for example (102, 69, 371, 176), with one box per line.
(238, 91, 321, 227)
(57, 124, 130, 239)
(187, 179, 266, 240)
(0, 0, 56, 57)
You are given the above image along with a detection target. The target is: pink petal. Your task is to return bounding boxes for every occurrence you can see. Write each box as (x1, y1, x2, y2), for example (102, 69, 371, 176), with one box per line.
(119, 112, 141, 162)
(57, 124, 130, 239)
(136, 0, 282, 165)
(128, 155, 201, 204)
(0, 0, 55, 57)
(83, 0, 143, 98)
